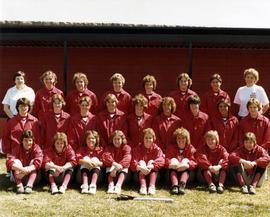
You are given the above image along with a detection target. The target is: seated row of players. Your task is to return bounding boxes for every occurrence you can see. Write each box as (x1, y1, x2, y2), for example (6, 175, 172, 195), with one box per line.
(7, 128, 270, 196)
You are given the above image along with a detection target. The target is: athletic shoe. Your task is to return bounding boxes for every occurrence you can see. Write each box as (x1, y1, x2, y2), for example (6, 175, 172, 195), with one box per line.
(88, 184, 97, 195)
(114, 185, 122, 194)
(148, 185, 156, 195)
(208, 183, 217, 193)
(240, 185, 249, 194)
(81, 184, 88, 194)
(16, 185, 24, 194)
(51, 184, 59, 195)
(139, 185, 147, 195)
(217, 184, 224, 194)
(178, 182, 186, 195)
(107, 184, 115, 194)
(170, 185, 179, 195)
(249, 185, 256, 195)
(59, 185, 67, 194)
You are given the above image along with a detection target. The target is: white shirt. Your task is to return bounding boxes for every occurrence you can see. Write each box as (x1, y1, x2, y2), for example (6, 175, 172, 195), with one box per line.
(234, 84, 269, 117)
(2, 85, 35, 115)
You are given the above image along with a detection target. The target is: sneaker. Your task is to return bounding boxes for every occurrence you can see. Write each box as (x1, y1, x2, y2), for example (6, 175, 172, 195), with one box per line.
(249, 185, 256, 195)
(81, 184, 88, 194)
(107, 183, 115, 194)
(148, 185, 156, 195)
(88, 184, 97, 195)
(139, 185, 147, 195)
(16, 185, 24, 194)
(217, 184, 224, 194)
(59, 185, 67, 194)
(178, 182, 186, 195)
(208, 183, 217, 193)
(51, 184, 59, 195)
(114, 185, 122, 194)
(24, 186, 32, 194)
(170, 185, 179, 195)
(240, 185, 249, 194)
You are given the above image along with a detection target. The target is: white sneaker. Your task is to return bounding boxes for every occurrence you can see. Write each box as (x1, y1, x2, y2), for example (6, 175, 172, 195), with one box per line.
(51, 184, 58, 195)
(81, 184, 88, 194)
(88, 184, 97, 195)
(59, 185, 67, 194)
(139, 185, 147, 195)
(114, 185, 122, 194)
(148, 185, 156, 195)
(107, 184, 115, 194)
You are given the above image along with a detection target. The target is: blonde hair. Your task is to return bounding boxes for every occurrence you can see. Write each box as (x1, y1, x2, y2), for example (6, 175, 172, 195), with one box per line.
(143, 128, 156, 141)
(173, 127, 191, 145)
(161, 97, 176, 113)
(79, 96, 92, 105)
(204, 130, 219, 144)
(132, 94, 148, 108)
(111, 130, 127, 145)
(104, 93, 118, 104)
(142, 74, 157, 90)
(244, 68, 259, 83)
(40, 70, 57, 85)
(110, 73, 125, 85)
(73, 72, 88, 86)
(246, 98, 261, 111)
(244, 132, 257, 144)
(84, 130, 100, 147)
(52, 93, 66, 106)
(176, 73, 192, 88)
(54, 132, 68, 147)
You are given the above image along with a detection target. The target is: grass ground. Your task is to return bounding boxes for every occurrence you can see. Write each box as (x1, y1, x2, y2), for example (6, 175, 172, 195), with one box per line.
(0, 156, 270, 217)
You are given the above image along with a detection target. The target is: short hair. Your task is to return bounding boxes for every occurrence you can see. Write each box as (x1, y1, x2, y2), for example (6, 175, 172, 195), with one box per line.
(111, 130, 127, 145)
(83, 130, 100, 147)
(132, 94, 148, 108)
(142, 74, 157, 90)
(246, 98, 261, 111)
(210, 73, 222, 83)
(173, 127, 191, 145)
(244, 68, 259, 83)
(243, 132, 257, 144)
(73, 72, 88, 86)
(52, 93, 66, 106)
(204, 130, 219, 144)
(110, 73, 125, 85)
(79, 95, 92, 105)
(21, 130, 34, 142)
(104, 93, 118, 104)
(217, 98, 231, 108)
(161, 97, 176, 113)
(176, 73, 192, 88)
(53, 132, 68, 147)
(187, 95, 201, 106)
(16, 97, 31, 113)
(143, 128, 156, 141)
(13, 71, 26, 81)
(40, 70, 57, 85)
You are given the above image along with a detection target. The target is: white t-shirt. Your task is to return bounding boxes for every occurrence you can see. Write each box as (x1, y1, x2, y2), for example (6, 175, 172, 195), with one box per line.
(2, 85, 35, 115)
(234, 84, 269, 117)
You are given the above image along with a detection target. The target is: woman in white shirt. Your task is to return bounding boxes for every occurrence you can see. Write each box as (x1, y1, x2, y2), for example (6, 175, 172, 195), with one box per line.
(2, 71, 35, 118)
(234, 68, 269, 118)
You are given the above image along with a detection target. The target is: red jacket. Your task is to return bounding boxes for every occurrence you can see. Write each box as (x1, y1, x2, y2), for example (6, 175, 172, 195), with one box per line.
(6, 143, 43, 171)
(97, 109, 127, 146)
(2, 114, 41, 154)
(99, 89, 132, 114)
(102, 144, 131, 168)
(196, 144, 229, 170)
(32, 87, 63, 119)
(169, 89, 197, 119)
(130, 143, 165, 172)
(40, 111, 70, 150)
(239, 114, 270, 151)
(229, 145, 270, 174)
(143, 91, 162, 117)
(210, 114, 239, 153)
(200, 89, 231, 118)
(182, 111, 211, 149)
(127, 112, 153, 148)
(43, 145, 77, 168)
(76, 146, 104, 161)
(165, 143, 197, 170)
(152, 113, 182, 152)
(67, 113, 97, 151)
(65, 88, 98, 115)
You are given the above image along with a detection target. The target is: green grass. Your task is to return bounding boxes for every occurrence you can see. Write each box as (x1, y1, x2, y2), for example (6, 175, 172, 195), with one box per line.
(0, 156, 270, 217)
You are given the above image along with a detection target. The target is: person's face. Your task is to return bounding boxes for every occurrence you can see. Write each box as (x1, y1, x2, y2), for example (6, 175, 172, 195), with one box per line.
(75, 78, 86, 92)
(43, 75, 55, 90)
(86, 134, 97, 150)
(162, 102, 172, 116)
(190, 103, 199, 116)
(15, 76, 25, 86)
(135, 103, 144, 115)
(245, 74, 256, 87)
(244, 139, 255, 151)
(210, 79, 221, 92)
(218, 102, 229, 117)
(179, 78, 189, 91)
(54, 139, 65, 153)
(18, 104, 29, 116)
(106, 99, 117, 112)
(144, 81, 154, 93)
(113, 135, 123, 148)
(112, 79, 123, 92)
(144, 132, 154, 149)
(206, 136, 217, 150)
(80, 101, 91, 114)
(53, 99, 63, 113)
(22, 138, 33, 151)
(176, 135, 187, 149)
(248, 104, 259, 117)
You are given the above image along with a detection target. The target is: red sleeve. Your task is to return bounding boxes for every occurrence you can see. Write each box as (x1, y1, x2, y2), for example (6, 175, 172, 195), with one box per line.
(254, 147, 270, 168)
(118, 145, 132, 168)
(219, 147, 229, 169)
(31, 144, 44, 170)
(130, 146, 141, 171)
(67, 119, 79, 151)
(185, 146, 198, 170)
(42, 149, 53, 168)
(6, 153, 17, 171)
(195, 148, 212, 170)
(152, 147, 165, 171)
(228, 148, 242, 166)
(102, 146, 115, 167)
(261, 120, 270, 151)
(2, 121, 11, 154)
(66, 145, 77, 167)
